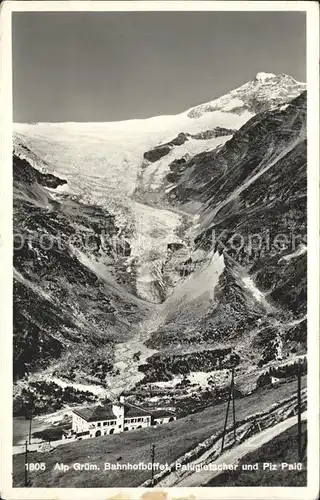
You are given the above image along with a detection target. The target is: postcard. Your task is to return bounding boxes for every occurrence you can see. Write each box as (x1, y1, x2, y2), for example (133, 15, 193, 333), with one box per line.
(0, 2, 319, 499)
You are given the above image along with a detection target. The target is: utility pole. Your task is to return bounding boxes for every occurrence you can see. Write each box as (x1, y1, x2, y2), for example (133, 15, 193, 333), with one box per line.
(28, 412, 32, 445)
(24, 440, 28, 487)
(221, 368, 236, 454)
(25, 399, 34, 445)
(150, 443, 155, 487)
(231, 368, 236, 442)
(297, 366, 302, 461)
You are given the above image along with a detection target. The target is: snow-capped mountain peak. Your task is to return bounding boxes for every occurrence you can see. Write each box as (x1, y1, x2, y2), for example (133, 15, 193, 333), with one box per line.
(187, 72, 306, 119)
(14, 72, 306, 209)
(254, 71, 276, 82)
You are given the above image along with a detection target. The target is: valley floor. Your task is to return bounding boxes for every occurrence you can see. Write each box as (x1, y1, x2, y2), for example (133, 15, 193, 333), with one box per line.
(13, 376, 306, 488)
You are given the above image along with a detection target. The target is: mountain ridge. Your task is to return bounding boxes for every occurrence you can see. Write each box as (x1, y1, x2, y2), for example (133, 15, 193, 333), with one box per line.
(14, 72, 305, 127)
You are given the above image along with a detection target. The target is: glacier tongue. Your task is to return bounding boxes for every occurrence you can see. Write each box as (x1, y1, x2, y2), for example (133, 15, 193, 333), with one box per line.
(13, 96, 250, 306)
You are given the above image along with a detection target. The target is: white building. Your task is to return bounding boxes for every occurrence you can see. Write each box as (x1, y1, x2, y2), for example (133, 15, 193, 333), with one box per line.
(70, 396, 176, 439)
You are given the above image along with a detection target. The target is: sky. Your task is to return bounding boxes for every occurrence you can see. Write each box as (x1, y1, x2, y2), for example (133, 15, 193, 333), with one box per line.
(12, 11, 306, 123)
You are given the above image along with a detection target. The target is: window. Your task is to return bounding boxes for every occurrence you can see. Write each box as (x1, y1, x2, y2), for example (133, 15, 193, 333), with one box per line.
(97, 422, 101, 427)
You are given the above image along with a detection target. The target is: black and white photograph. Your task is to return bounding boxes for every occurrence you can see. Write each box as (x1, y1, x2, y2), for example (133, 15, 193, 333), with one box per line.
(0, 1, 319, 498)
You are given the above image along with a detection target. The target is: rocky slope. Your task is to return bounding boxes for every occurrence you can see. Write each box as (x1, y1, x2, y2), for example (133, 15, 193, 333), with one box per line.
(13, 154, 151, 385)
(13, 73, 307, 412)
(139, 91, 307, 395)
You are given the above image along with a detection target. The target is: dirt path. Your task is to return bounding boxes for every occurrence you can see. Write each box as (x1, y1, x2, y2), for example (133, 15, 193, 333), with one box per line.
(168, 411, 307, 487)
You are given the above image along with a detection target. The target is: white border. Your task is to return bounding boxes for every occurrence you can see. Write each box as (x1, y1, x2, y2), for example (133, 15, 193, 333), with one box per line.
(0, 2, 319, 499)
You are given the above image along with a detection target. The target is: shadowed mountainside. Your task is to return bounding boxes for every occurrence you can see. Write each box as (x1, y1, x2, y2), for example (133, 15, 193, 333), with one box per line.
(138, 92, 307, 391)
(13, 155, 151, 384)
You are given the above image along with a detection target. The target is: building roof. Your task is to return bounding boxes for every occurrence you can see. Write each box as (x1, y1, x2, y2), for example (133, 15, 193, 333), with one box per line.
(151, 409, 176, 418)
(73, 404, 115, 422)
(123, 402, 151, 417)
(73, 401, 175, 422)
